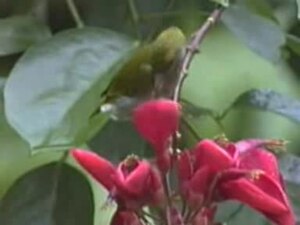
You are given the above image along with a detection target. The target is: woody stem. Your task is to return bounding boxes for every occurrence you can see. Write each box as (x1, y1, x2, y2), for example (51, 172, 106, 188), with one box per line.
(173, 6, 224, 102)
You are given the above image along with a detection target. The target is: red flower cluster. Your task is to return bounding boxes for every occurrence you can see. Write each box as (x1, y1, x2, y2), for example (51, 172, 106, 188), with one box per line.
(72, 99, 295, 225)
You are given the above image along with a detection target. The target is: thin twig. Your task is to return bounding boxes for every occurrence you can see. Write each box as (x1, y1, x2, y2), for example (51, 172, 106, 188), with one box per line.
(127, 0, 141, 39)
(171, 6, 224, 166)
(173, 7, 224, 102)
(66, 0, 84, 28)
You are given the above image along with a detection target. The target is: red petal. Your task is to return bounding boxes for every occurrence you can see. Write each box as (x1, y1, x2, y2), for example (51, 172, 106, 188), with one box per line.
(189, 166, 212, 194)
(220, 175, 294, 225)
(186, 166, 212, 207)
(71, 149, 116, 191)
(238, 148, 280, 181)
(194, 140, 234, 172)
(133, 99, 180, 153)
(235, 139, 267, 153)
(123, 161, 151, 196)
(177, 151, 195, 183)
(148, 167, 165, 206)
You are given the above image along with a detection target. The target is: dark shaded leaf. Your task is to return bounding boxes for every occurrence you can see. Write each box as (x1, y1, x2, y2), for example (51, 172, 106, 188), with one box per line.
(285, 182, 300, 223)
(287, 34, 300, 56)
(181, 99, 215, 118)
(4, 28, 136, 152)
(0, 16, 51, 56)
(227, 89, 300, 123)
(222, 5, 285, 62)
(0, 163, 94, 225)
(89, 120, 149, 162)
(244, 0, 275, 20)
(0, 77, 5, 93)
(280, 153, 300, 185)
(11, 0, 48, 23)
(279, 154, 300, 223)
(216, 201, 268, 224)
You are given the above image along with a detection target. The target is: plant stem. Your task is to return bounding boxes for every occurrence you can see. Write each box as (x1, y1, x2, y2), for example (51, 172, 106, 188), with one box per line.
(173, 7, 224, 102)
(171, 6, 224, 159)
(66, 0, 84, 28)
(127, 0, 141, 39)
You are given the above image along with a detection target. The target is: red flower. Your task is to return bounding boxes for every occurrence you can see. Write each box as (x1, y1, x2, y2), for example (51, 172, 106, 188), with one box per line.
(219, 140, 294, 225)
(110, 210, 142, 225)
(133, 99, 180, 173)
(72, 150, 165, 210)
(177, 140, 235, 208)
(177, 139, 295, 225)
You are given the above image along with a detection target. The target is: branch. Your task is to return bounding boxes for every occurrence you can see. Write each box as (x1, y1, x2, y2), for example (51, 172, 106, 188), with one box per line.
(66, 0, 84, 28)
(173, 7, 224, 102)
(170, 7, 225, 164)
(127, 0, 141, 39)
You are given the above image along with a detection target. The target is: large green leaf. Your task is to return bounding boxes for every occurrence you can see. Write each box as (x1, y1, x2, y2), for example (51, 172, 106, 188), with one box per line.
(0, 163, 94, 225)
(0, 77, 61, 198)
(89, 120, 149, 162)
(0, 77, 5, 92)
(216, 201, 269, 225)
(222, 5, 285, 62)
(243, 0, 275, 20)
(287, 34, 300, 56)
(280, 154, 300, 186)
(279, 154, 300, 223)
(0, 16, 51, 56)
(225, 89, 300, 123)
(4, 28, 136, 152)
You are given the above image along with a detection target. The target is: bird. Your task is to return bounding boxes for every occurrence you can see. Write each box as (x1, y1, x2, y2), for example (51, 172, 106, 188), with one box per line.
(99, 26, 187, 120)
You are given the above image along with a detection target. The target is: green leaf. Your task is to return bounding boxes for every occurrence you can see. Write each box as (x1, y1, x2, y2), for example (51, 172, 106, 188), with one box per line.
(0, 77, 5, 92)
(0, 163, 94, 225)
(287, 34, 300, 55)
(279, 154, 300, 222)
(243, 0, 275, 20)
(211, 0, 229, 7)
(0, 77, 62, 198)
(280, 153, 300, 186)
(89, 120, 149, 161)
(4, 28, 136, 152)
(222, 5, 285, 62)
(297, 0, 300, 19)
(181, 99, 215, 118)
(216, 201, 268, 224)
(226, 89, 300, 123)
(0, 16, 51, 56)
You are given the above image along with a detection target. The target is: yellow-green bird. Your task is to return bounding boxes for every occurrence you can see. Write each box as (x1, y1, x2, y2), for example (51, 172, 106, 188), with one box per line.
(100, 26, 186, 119)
